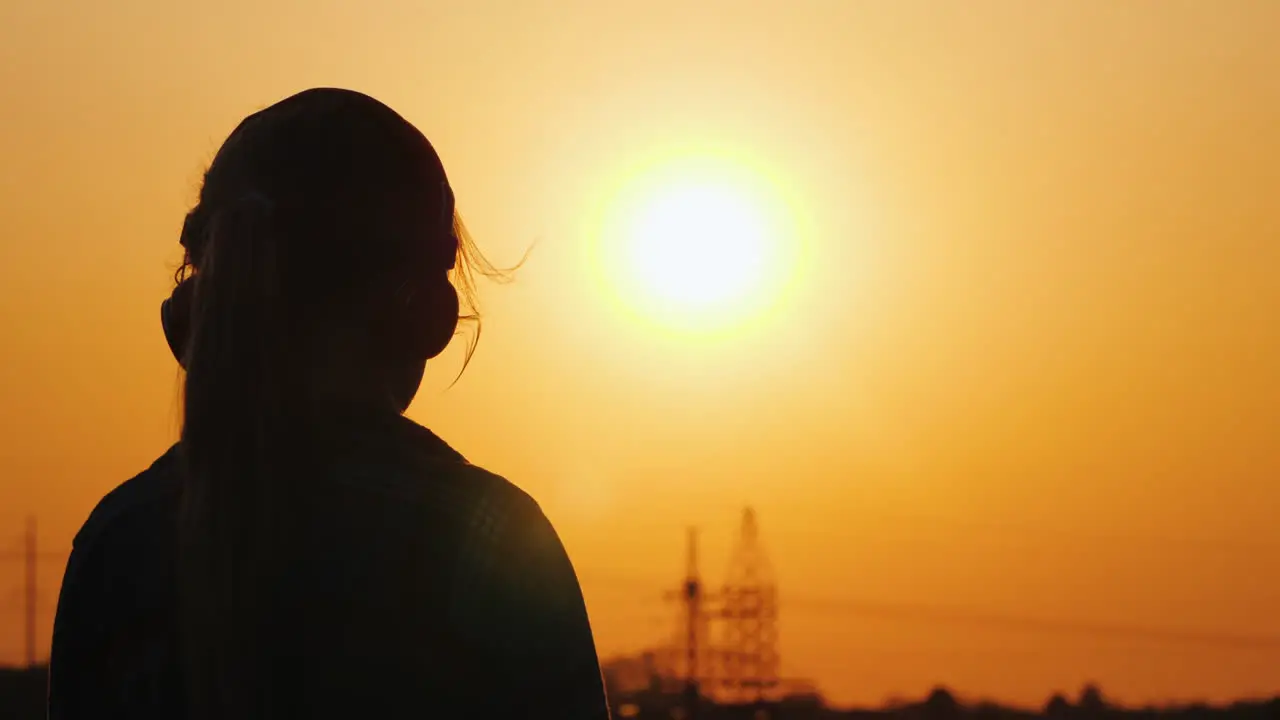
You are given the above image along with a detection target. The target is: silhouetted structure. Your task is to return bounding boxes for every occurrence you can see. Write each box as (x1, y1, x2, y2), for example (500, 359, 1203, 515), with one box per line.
(923, 687, 960, 720)
(595, 666, 1280, 720)
(597, 512, 1280, 720)
(718, 507, 780, 705)
(1044, 694, 1071, 719)
(661, 507, 784, 716)
(6, 661, 1279, 720)
(1078, 685, 1107, 715)
(672, 527, 707, 719)
(0, 517, 57, 669)
(22, 517, 36, 669)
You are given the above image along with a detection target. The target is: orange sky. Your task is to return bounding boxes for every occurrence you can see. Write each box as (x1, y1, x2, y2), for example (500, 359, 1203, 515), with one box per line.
(1, 0, 1278, 708)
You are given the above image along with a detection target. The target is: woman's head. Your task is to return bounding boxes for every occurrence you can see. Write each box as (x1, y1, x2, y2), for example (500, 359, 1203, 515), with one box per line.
(165, 87, 491, 412)
(168, 88, 504, 718)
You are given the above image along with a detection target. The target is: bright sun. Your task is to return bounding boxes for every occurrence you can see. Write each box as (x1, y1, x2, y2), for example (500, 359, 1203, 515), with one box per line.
(627, 183, 768, 309)
(597, 155, 797, 335)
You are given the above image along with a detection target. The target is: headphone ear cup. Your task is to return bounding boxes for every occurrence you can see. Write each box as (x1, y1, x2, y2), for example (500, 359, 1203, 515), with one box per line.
(403, 279, 459, 362)
(420, 279, 460, 361)
(161, 279, 196, 368)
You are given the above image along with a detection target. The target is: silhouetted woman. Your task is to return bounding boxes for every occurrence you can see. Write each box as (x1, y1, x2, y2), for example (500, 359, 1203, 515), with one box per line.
(48, 88, 610, 719)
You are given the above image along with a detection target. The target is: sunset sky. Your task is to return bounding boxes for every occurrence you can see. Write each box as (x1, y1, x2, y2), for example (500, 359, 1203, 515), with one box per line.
(1, 0, 1278, 708)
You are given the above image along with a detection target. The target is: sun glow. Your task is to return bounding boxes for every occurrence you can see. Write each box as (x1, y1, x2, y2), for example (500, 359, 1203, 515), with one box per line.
(596, 154, 800, 336)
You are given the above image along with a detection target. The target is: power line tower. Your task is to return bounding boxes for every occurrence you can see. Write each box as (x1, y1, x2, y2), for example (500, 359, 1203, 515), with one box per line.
(718, 507, 779, 705)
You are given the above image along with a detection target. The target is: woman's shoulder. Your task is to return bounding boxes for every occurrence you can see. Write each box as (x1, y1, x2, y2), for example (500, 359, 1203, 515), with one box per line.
(50, 445, 185, 720)
(72, 445, 183, 554)
(334, 412, 543, 517)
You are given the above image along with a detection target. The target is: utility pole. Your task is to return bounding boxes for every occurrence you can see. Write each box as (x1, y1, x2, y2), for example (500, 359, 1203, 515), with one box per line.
(664, 525, 718, 717)
(682, 527, 701, 720)
(0, 517, 68, 668)
(24, 515, 37, 669)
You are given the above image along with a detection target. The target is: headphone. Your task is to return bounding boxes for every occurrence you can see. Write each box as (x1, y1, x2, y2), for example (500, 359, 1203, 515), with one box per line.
(160, 184, 460, 370)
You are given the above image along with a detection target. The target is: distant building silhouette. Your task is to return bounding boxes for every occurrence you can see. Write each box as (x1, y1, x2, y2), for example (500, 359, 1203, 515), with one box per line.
(1044, 693, 1072, 718)
(6, 664, 1280, 720)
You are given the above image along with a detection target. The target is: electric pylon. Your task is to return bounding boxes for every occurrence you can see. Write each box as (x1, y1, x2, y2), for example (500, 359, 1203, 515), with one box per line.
(717, 507, 779, 704)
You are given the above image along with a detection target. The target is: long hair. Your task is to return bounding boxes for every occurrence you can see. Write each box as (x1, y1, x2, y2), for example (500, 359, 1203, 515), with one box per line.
(173, 89, 509, 719)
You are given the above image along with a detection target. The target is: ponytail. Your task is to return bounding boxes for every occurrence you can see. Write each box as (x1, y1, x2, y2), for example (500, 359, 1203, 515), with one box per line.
(178, 193, 297, 720)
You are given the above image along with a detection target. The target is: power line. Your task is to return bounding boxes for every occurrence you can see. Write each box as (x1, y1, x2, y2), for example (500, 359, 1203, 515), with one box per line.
(574, 568, 1280, 651)
(0, 551, 69, 562)
(781, 595, 1280, 650)
(766, 512, 1280, 557)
